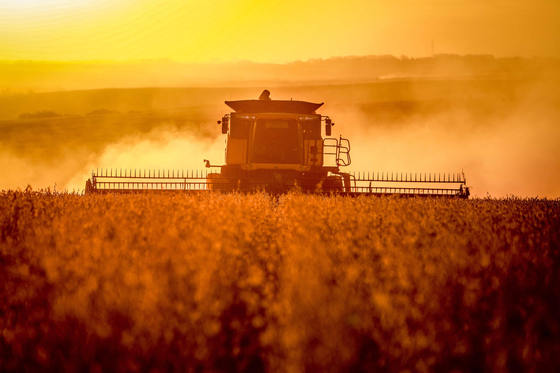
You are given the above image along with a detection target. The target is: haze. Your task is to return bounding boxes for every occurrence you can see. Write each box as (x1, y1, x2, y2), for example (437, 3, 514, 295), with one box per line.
(1, 0, 559, 62)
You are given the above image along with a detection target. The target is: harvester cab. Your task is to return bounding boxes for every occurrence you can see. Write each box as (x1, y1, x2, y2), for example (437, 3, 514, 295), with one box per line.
(206, 90, 352, 193)
(85, 90, 469, 197)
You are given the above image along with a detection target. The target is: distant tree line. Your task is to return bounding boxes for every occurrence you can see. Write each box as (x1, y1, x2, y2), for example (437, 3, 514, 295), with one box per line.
(19, 110, 61, 119)
(18, 108, 121, 119)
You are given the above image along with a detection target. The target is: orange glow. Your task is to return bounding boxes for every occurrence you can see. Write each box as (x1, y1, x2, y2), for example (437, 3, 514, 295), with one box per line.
(1, 0, 559, 62)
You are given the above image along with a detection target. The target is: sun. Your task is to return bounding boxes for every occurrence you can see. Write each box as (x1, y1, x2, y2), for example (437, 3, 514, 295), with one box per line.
(2, 0, 91, 5)
(0, 0, 112, 11)
(0, 0, 133, 24)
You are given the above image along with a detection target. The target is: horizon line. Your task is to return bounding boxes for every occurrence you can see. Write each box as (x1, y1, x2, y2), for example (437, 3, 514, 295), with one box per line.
(1, 53, 558, 65)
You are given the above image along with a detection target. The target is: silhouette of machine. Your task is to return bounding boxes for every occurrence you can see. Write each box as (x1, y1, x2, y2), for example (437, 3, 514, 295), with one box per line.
(86, 91, 469, 198)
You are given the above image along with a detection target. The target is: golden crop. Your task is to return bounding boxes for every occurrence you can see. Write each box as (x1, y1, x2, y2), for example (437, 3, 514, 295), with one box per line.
(1, 190, 559, 372)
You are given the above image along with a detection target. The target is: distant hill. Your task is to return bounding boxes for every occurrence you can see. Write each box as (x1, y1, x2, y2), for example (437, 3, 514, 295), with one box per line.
(0, 76, 551, 121)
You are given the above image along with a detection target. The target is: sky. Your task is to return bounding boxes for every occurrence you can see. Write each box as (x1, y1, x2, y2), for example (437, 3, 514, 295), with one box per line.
(1, 0, 559, 62)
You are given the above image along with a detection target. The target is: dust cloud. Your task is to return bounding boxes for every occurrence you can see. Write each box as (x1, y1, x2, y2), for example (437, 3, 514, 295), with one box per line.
(341, 110, 560, 198)
(63, 125, 225, 192)
(0, 150, 91, 192)
(0, 120, 223, 193)
(326, 78, 560, 198)
(0, 89, 226, 192)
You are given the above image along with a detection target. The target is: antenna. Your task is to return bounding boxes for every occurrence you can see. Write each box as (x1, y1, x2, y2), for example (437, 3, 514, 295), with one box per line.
(432, 39, 435, 57)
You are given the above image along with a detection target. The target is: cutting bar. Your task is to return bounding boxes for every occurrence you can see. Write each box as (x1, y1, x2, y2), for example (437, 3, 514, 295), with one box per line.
(86, 168, 469, 198)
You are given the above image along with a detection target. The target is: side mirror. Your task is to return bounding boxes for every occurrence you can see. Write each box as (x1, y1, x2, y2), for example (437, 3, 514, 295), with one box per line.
(325, 118, 332, 136)
(219, 116, 229, 134)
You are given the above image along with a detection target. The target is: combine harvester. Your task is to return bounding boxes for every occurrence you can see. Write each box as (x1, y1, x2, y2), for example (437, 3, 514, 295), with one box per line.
(85, 90, 469, 198)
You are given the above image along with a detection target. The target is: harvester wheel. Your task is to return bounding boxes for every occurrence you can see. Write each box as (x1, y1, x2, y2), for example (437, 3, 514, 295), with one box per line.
(207, 173, 226, 190)
(85, 179, 94, 194)
(323, 175, 343, 193)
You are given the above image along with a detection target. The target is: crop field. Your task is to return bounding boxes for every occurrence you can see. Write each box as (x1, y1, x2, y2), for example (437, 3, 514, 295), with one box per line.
(1, 190, 559, 372)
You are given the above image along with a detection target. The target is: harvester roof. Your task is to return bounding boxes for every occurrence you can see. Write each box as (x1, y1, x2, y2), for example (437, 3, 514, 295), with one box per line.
(225, 99, 323, 114)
